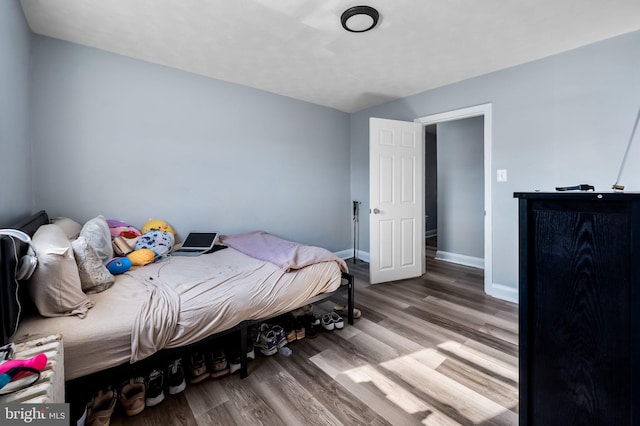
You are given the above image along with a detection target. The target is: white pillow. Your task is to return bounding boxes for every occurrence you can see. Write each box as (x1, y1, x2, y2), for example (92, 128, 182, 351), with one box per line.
(28, 224, 94, 318)
(72, 236, 115, 294)
(79, 215, 113, 262)
(50, 217, 83, 239)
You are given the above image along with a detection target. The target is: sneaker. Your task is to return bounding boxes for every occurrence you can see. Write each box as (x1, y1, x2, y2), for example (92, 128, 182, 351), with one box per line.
(334, 304, 362, 319)
(119, 378, 145, 416)
(295, 314, 316, 339)
(76, 404, 87, 426)
(247, 327, 258, 359)
(255, 324, 278, 356)
(305, 322, 318, 339)
(286, 328, 297, 342)
(228, 352, 241, 374)
(208, 349, 230, 379)
(300, 313, 320, 327)
(331, 312, 345, 330)
(321, 313, 335, 331)
(86, 389, 117, 426)
(145, 369, 165, 407)
(246, 327, 257, 360)
(188, 351, 209, 384)
(167, 358, 187, 395)
(293, 318, 305, 340)
(284, 317, 297, 342)
(231, 327, 258, 372)
(310, 315, 321, 326)
(246, 342, 255, 360)
(271, 324, 288, 348)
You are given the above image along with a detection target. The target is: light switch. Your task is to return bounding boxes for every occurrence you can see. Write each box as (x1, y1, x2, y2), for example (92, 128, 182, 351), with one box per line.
(497, 169, 508, 182)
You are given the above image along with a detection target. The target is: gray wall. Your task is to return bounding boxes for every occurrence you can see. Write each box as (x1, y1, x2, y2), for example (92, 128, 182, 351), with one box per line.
(350, 30, 640, 298)
(30, 36, 352, 251)
(0, 0, 33, 225)
(436, 117, 484, 259)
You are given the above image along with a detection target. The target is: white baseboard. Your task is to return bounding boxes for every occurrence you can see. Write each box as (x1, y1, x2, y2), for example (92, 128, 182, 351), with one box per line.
(337, 249, 517, 304)
(357, 251, 370, 263)
(485, 282, 518, 304)
(434, 250, 484, 270)
(334, 249, 351, 260)
(335, 249, 370, 264)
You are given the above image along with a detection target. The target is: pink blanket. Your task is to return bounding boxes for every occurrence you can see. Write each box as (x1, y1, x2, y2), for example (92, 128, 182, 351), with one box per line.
(220, 231, 348, 273)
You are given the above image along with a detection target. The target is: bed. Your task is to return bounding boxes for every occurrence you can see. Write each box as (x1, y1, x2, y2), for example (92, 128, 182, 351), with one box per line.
(0, 210, 354, 388)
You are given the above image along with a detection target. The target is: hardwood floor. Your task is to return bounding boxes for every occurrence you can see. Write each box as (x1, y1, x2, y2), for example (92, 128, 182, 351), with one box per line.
(110, 244, 519, 425)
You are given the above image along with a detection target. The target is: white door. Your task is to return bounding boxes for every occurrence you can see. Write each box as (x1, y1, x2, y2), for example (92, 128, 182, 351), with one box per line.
(369, 117, 425, 284)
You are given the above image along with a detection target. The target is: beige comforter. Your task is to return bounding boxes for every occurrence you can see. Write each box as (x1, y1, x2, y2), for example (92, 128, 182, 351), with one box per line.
(16, 247, 342, 379)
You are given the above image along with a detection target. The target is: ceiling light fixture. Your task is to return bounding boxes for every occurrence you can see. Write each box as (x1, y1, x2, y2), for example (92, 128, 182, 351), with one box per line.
(341, 6, 379, 33)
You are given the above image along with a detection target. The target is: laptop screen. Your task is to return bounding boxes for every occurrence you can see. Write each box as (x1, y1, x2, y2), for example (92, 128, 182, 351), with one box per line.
(182, 232, 217, 248)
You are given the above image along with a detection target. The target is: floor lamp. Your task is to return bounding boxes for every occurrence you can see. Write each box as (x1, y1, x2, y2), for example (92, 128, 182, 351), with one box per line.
(612, 104, 640, 191)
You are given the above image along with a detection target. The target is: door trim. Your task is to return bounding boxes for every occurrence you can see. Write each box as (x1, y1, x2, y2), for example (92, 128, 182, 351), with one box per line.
(415, 103, 493, 297)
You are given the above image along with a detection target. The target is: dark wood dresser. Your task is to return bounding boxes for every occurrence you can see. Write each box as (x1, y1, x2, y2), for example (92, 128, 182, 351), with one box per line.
(514, 192, 640, 425)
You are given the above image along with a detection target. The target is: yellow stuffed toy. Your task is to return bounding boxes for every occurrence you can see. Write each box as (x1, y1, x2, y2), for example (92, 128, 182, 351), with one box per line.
(141, 218, 176, 236)
(127, 249, 156, 266)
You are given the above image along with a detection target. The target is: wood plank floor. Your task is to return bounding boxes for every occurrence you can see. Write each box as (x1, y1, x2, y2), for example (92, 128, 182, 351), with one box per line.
(110, 242, 519, 425)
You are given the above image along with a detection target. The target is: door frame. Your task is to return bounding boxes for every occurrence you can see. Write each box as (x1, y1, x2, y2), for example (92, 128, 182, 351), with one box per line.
(414, 103, 492, 295)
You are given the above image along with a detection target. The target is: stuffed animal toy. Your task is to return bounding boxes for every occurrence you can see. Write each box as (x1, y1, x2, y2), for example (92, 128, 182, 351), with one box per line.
(135, 229, 175, 256)
(126, 249, 156, 266)
(108, 219, 176, 268)
(105, 257, 132, 275)
(107, 219, 142, 240)
(141, 218, 176, 236)
(107, 219, 141, 256)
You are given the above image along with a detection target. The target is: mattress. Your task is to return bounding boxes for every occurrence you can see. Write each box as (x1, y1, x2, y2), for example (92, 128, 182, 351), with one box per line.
(15, 247, 342, 380)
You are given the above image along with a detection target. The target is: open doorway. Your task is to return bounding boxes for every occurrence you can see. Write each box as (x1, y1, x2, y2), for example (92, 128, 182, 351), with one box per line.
(415, 103, 492, 294)
(424, 118, 484, 269)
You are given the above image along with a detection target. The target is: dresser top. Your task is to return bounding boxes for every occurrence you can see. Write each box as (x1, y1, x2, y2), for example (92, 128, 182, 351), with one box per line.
(514, 191, 640, 200)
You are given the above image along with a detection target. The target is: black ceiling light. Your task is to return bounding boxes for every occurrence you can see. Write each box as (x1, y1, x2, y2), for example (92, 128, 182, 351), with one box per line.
(341, 6, 379, 33)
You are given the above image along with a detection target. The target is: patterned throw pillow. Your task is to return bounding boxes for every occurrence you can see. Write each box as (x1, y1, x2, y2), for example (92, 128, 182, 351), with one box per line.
(79, 215, 114, 262)
(71, 236, 115, 294)
(135, 230, 174, 256)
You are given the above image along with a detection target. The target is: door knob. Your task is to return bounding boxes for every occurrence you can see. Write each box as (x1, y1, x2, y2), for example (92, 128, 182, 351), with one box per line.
(372, 208, 381, 214)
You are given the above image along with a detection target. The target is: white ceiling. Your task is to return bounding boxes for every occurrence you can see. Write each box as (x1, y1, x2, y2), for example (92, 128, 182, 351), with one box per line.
(20, 0, 640, 113)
